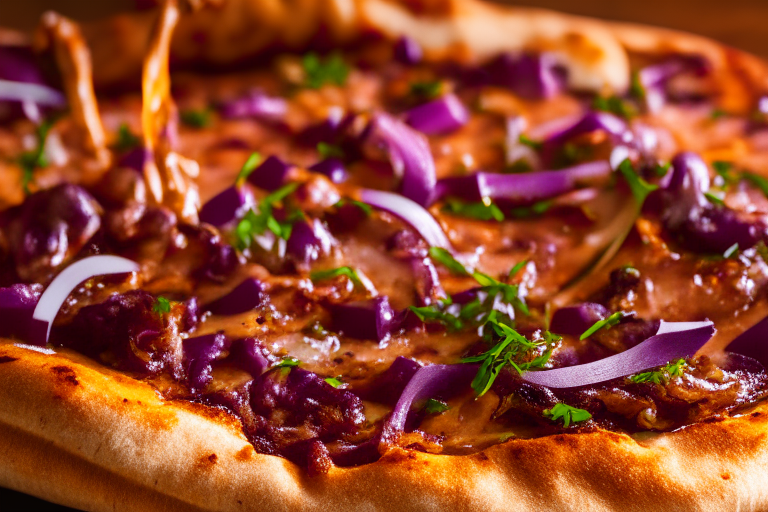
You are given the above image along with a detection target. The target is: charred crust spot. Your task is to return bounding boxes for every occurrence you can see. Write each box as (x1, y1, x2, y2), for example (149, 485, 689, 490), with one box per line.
(473, 452, 490, 462)
(236, 445, 255, 461)
(751, 411, 763, 419)
(197, 453, 218, 468)
(721, 472, 731, 480)
(255, 316, 266, 325)
(0, 356, 18, 364)
(123, 398, 129, 403)
(50, 365, 79, 386)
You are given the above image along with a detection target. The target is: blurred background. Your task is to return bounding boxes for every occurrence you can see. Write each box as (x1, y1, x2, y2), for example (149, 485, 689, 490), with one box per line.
(0, 0, 766, 510)
(1, 0, 767, 57)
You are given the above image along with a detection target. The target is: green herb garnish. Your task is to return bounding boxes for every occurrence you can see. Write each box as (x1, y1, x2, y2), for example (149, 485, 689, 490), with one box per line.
(302, 52, 349, 89)
(580, 311, 631, 340)
(324, 376, 343, 388)
(18, 119, 53, 195)
(114, 123, 140, 152)
(334, 198, 372, 216)
(443, 198, 505, 222)
(629, 72, 646, 101)
(508, 260, 527, 278)
(618, 159, 659, 205)
(152, 296, 172, 315)
(409, 81, 443, 100)
(593, 95, 638, 119)
(542, 403, 592, 427)
(743, 172, 768, 198)
(518, 134, 542, 150)
(723, 243, 740, 259)
(462, 320, 559, 396)
(180, 108, 212, 128)
(317, 142, 345, 159)
(428, 247, 470, 276)
(234, 182, 300, 250)
(310, 266, 364, 288)
(235, 152, 262, 186)
(509, 200, 552, 219)
(710, 109, 728, 120)
(424, 398, 450, 414)
(630, 358, 687, 384)
(275, 356, 301, 370)
(704, 191, 725, 206)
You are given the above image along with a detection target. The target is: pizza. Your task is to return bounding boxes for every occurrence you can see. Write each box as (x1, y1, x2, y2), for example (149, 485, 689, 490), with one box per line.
(2, 0, 768, 510)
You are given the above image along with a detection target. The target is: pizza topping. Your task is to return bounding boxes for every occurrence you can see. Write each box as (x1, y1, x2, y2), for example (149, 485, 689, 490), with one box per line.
(523, 321, 714, 388)
(0, 284, 42, 341)
(360, 189, 451, 249)
(542, 403, 592, 427)
(404, 93, 469, 135)
(393, 36, 422, 66)
(309, 158, 348, 184)
(329, 296, 398, 342)
(246, 155, 292, 192)
(183, 332, 226, 391)
(362, 113, 436, 206)
(485, 53, 564, 100)
(549, 303, 609, 336)
(198, 185, 254, 228)
(203, 278, 264, 316)
(218, 89, 288, 122)
(30, 255, 140, 344)
(726, 315, 768, 367)
(0, 45, 66, 123)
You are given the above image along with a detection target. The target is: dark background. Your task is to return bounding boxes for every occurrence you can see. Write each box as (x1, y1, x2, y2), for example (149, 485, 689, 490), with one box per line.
(0, 0, 766, 510)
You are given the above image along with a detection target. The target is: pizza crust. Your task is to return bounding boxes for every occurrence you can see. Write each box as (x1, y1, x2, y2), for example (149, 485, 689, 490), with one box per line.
(2, 339, 768, 512)
(5, 1, 768, 510)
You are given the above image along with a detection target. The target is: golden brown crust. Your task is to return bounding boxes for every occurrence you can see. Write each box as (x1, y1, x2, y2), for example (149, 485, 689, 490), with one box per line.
(2, 340, 768, 511)
(5, 1, 768, 510)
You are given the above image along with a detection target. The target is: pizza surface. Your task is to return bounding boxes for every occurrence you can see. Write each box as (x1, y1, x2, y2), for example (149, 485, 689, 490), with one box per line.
(2, 0, 768, 510)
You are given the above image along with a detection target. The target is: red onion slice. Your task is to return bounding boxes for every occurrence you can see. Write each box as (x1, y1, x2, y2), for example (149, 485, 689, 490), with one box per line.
(435, 161, 611, 204)
(0, 78, 66, 107)
(549, 303, 609, 336)
(404, 93, 469, 135)
(387, 363, 477, 432)
(394, 36, 422, 65)
(726, 316, 768, 367)
(218, 89, 287, 120)
(199, 185, 254, 227)
(522, 320, 714, 388)
(246, 155, 292, 192)
(309, 158, 348, 183)
(330, 296, 398, 342)
(364, 113, 436, 206)
(0, 284, 42, 342)
(204, 278, 265, 315)
(360, 189, 451, 250)
(30, 255, 140, 345)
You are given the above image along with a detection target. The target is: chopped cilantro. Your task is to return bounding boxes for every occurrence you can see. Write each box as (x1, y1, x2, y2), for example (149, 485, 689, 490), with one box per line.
(275, 356, 301, 369)
(424, 398, 450, 414)
(409, 297, 464, 331)
(518, 134, 542, 150)
(629, 72, 646, 100)
(462, 320, 559, 396)
(409, 81, 442, 100)
(723, 243, 740, 259)
(310, 266, 364, 288)
(542, 403, 592, 427)
(428, 247, 470, 276)
(114, 123, 140, 151)
(324, 376, 343, 388)
(302, 52, 349, 89)
(334, 198, 372, 216)
(443, 198, 505, 222)
(652, 162, 671, 178)
(508, 260, 527, 278)
(235, 152, 262, 186)
(317, 142, 344, 159)
(234, 183, 300, 250)
(630, 358, 687, 384)
(152, 296, 171, 315)
(710, 109, 728, 120)
(579, 311, 631, 340)
(704, 191, 725, 206)
(18, 119, 53, 195)
(509, 200, 552, 219)
(743, 172, 768, 198)
(593, 95, 637, 119)
(618, 159, 659, 205)
(180, 108, 212, 128)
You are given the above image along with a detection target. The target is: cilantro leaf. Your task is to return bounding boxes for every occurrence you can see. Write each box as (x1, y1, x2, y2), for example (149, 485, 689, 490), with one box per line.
(443, 198, 505, 222)
(235, 152, 262, 185)
(233, 182, 300, 250)
(409, 298, 464, 331)
(710, 109, 728, 120)
(18, 119, 53, 195)
(424, 398, 450, 414)
(618, 159, 659, 205)
(742, 171, 768, 198)
(462, 320, 559, 396)
(114, 123, 140, 152)
(518, 134, 542, 150)
(704, 191, 725, 206)
(275, 356, 301, 369)
(428, 247, 470, 276)
(593, 95, 638, 119)
(630, 358, 687, 384)
(508, 260, 527, 278)
(629, 72, 646, 101)
(153, 296, 171, 315)
(310, 266, 364, 288)
(509, 200, 552, 219)
(302, 52, 349, 89)
(180, 108, 212, 128)
(324, 376, 343, 388)
(317, 142, 344, 159)
(579, 311, 631, 340)
(409, 81, 443, 100)
(334, 198, 372, 216)
(542, 403, 592, 427)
